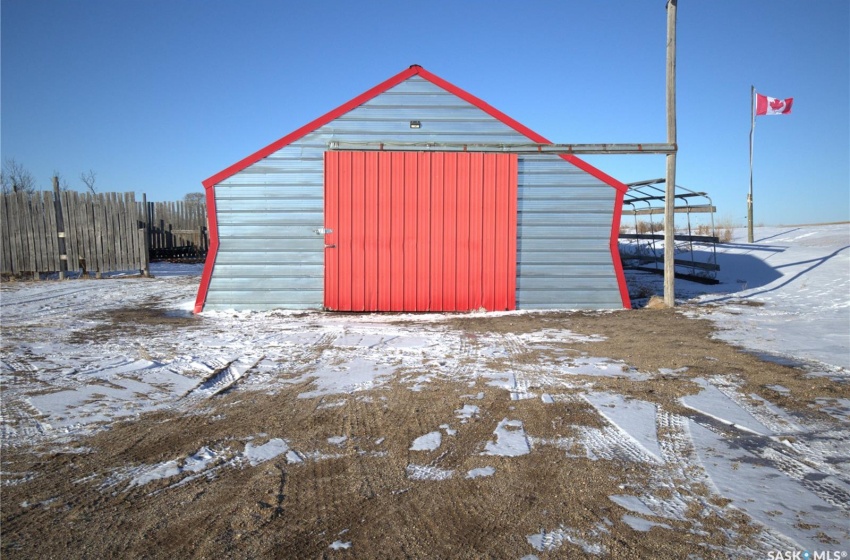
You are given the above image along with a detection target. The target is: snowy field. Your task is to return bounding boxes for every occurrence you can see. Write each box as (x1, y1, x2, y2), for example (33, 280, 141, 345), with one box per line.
(630, 223, 850, 370)
(1, 223, 848, 558)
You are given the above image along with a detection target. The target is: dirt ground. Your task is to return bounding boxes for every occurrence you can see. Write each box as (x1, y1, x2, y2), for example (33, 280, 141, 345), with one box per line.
(2, 305, 848, 559)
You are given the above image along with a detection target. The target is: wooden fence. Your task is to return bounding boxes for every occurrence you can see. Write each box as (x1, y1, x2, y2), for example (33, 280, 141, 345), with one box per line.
(147, 200, 208, 260)
(1, 191, 65, 276)
(1, 190, 208, 278)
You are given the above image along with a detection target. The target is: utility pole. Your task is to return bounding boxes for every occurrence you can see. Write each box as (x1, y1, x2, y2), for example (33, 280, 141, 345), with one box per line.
(664, 0, 678, 307)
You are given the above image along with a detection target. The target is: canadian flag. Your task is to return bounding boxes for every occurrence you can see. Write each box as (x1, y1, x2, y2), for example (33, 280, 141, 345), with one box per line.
(756, 93, 793, 116)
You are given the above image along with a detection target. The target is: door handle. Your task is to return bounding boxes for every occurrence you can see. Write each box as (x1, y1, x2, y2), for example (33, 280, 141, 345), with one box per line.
(325, 244, 336, 249)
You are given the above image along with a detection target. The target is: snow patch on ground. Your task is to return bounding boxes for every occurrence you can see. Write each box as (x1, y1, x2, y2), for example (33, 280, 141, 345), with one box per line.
(621, 515, 672, 532)
(681, 377, 772, 435)
(3, 225, 849, 552)
(297, 358, 394, 399)
(125, 446, 228, 488)
(482, 419, 531, 457)
(609, 494, 657, 517)
(466, 466, 496, 479)
(405, 464, 454, 481)
(244, 438, 290, 466)
(689, 420, 850, 550)
(410, 431, 442, 451)
(455, 404, 479, 421)
(526, 525, 606, 555)
(584, 393, 662, 463)
(682, 224, 849, 369)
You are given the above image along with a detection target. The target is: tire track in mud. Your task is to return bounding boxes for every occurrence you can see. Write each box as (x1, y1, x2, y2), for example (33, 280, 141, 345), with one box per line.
(758, 446, 850, 511)
(274, 329, 338, 396)
(707, 376, 802, 435)
(653, 408, 713, 518)
(0, 399, 53, 443)
(341, 397, 390, 501)
(454, 330, 480, 384)
(180, 355, 265, 402)
(0, 358, 60, 445)
(495, 330, 586, 399)
(471, 330, 544, 401)
(0, 282, 105, 311)
(283, 371, 527, 556)
(652, 408, 796, 552)
(501, 332, 537, 400)
(574, 404, 661, 465)
(0, 357, 39, 376)
(682, 404, 850, 514)
(703, 376, 850, 490)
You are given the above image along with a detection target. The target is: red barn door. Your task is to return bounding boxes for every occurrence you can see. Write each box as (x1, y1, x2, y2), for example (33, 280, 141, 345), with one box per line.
(324, 151, 517, 312)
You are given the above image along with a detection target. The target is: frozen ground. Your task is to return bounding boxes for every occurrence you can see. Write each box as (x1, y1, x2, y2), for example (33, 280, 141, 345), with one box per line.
(1, 223, 848, 558)
(629, 223, 850, 369)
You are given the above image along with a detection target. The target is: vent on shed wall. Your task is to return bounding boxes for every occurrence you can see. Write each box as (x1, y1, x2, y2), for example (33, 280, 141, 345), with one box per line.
(324, 151, 517, 311)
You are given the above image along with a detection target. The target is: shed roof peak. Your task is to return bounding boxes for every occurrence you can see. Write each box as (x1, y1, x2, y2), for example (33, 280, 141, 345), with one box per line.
(201, 65, 625, 197)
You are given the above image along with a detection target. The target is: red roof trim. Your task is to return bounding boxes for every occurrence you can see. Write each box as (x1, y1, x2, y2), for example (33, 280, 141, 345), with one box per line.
(196, 65, 631, 311)
(418, 67, 629, 307)
(196, 66, 422, 313)
(202, 66, 420, 189)
(193, 183, 219, 313)
(610, 187, 632, 308)
(417, 67, 629, 195)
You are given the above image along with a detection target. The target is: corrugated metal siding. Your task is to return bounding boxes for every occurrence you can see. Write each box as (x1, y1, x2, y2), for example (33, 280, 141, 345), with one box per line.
(204, 75, 620, 311)
(516, 155, 619, 308)
(325, 151, 517, 312)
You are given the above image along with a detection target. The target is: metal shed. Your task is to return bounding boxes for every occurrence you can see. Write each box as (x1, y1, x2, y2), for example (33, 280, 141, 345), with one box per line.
(194, 65, 631, 313)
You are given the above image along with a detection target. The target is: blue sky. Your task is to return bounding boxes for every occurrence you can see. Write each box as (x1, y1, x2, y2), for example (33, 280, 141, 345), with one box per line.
(2, 0, 848, 226)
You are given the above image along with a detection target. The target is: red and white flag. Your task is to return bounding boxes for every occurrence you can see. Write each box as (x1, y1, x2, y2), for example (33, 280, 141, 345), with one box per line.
(755, 93, 793, 116)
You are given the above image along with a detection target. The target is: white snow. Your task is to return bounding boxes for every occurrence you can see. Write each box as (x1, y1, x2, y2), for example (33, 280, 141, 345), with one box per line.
(455, 404, 479, 420)
(409, 431, 442, 451)
(584, 393, 663, 463)
(609, 494, 657, 517)
(681, 378, 772, 435)
(689, 421, 850, 550)
(815, 397, 850, 422)
(526, 526, 605, 555)
(405, 464, 454, 481)
(482, 419, 531, 457)
(244, 439, 290, 466)
(465, 466, 496, 479)
(129, 446, 223, 487)
(681, 224, 848, 369)
(620, 515, 671, 532)
(2, 224, 849, 553)
(297, 357, 394, 399)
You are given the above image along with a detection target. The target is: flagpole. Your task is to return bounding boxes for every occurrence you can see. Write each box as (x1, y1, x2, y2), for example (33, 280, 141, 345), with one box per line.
(748, 85, 756, 243)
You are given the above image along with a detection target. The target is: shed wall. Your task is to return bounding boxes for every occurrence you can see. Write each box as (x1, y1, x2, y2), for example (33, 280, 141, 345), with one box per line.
(204, 76, 621, 311)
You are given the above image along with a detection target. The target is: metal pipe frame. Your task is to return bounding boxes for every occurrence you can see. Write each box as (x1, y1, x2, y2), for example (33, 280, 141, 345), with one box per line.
(328, 141, 677, 155)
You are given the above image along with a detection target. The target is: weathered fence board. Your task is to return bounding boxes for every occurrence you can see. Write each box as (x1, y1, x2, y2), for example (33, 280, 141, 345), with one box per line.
(46, 190, 61, 272)
(1, 191, 64, 276)
(63, 191, 147, 276)
(2, 191, 145, 276)
(1, 191, 208, 276)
